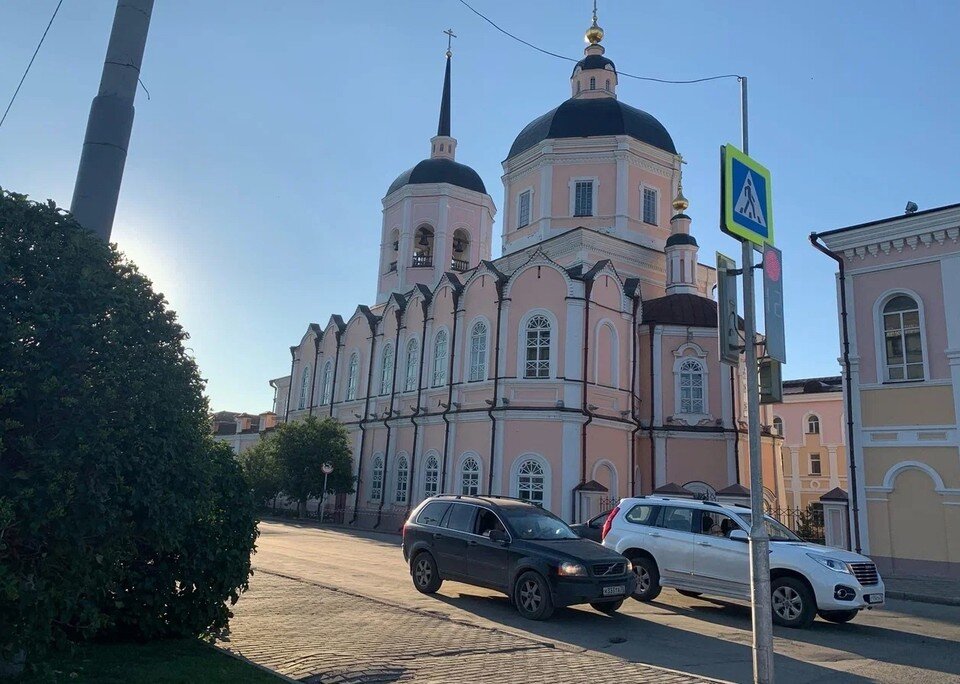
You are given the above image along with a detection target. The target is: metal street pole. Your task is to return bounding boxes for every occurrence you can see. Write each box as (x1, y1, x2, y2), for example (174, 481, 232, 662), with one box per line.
(320, 462, 334, 521)
(740, 76, 775, 684)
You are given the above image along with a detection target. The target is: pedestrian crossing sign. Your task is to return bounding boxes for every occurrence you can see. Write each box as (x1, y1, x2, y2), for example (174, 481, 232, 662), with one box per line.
(721, 144, 774, 247)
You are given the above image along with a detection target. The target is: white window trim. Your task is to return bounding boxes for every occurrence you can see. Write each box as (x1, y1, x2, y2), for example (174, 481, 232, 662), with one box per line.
(672, 343, 709, 421)
(516, 186, 535, 229)
(872, 288, 930, 384)
(320, 360, 333, 404)
(591, 459, 619, 499)
(809, 452, 822, 476)
(403, 337, 420, 392)
(421, 451, 441, 500)
(370, 454, 384, 502)
(432, 326, 450, 387)
(641, 184, 659, 226)
(593, 319, 620, 387)
(569, 176, 599, 218)
(772, 415, 784, 437)
(394, 453, 410, 504)
(458, 452, 483, 496)
(517, 309, 559, 380)
(379, 342, 394, 396)
(805, 413, 821, 435)
(509, 453, 551, 510)
(345, 351, 360, 401)
(466, 316, 491, 383)
(298, 365, 310, 410)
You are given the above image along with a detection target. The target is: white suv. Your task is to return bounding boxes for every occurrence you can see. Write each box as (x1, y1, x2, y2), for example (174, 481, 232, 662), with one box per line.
(601, 497, 885, 628)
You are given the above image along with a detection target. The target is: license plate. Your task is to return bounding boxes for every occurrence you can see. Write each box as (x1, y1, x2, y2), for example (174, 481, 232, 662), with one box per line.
(865, 593, 884, 604)
(602, 585, 625, 597)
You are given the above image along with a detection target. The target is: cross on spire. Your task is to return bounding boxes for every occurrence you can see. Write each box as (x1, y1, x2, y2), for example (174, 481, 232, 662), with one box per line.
(443, 28, 456, 57)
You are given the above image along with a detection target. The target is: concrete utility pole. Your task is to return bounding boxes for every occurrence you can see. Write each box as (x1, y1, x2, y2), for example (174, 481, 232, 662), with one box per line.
(71, 0, 155, 241)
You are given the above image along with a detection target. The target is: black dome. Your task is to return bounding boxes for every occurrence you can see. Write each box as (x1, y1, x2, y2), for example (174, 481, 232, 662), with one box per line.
(571, 54, 616, 76)
(509, 97, 676, 159)
(387, 158, 486, 196)
(665, 233, 698, 247)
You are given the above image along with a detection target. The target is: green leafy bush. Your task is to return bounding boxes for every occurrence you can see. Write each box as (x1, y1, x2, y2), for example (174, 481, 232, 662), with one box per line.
(238, 439, 282, 509)
(0, 189, 258, 668)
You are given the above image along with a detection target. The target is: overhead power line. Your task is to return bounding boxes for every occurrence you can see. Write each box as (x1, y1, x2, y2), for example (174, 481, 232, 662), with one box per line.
(0, 0, 65, 131)
(457, 0, 740, 85)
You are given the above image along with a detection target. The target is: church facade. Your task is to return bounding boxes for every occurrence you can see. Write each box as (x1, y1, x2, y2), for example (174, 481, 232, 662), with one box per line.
(269, 18, 780, 528)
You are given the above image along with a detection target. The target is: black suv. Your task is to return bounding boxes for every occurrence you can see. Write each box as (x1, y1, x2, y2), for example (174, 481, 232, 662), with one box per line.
(402, 495, 637, 620)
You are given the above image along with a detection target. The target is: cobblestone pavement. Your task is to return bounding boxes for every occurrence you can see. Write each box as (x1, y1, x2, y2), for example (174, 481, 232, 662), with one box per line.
(219, 569, 716, 684)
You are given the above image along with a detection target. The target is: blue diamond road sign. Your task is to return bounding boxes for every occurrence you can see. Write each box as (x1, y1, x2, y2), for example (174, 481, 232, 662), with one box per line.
(721, 144, 774, 247)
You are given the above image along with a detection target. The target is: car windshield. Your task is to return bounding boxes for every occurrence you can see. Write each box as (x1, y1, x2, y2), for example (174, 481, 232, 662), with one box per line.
(504, 509, 579, 540)
(736, 513, 801, 542)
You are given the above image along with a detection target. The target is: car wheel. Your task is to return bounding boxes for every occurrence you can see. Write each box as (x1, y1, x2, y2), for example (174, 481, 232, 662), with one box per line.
(676, 589, 702, 599)
(818, 609, 859, 624)
(629, 556, 662, 602)
(514, 571, 554, 621)
(771, 577, 816, 628)
(411, 552, 442, 594)
(590, 599, 624, 614)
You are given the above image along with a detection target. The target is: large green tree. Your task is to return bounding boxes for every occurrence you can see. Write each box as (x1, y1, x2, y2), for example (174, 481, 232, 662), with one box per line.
(0, 189, 258, 669)
(270, 416, 354, 516)
(237, 439, 282, 508)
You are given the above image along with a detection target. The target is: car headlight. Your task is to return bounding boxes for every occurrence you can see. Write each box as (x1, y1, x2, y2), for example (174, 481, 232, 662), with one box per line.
(557, 562, 587, 577)
(624, 559, 633, 573)
(807, 554, 852, 574)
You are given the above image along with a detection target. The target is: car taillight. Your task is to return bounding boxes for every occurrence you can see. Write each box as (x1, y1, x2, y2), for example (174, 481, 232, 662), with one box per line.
(601, 506, 619, 541)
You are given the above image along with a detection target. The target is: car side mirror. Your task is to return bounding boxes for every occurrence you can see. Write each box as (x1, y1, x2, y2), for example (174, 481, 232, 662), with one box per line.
(729, 529, 749, 543)
(489, 529, 510, 545)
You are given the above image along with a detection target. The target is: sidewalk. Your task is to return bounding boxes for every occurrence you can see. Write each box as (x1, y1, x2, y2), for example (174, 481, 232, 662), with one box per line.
(218, 569, 724, 684)
(885, 576, 960, 607)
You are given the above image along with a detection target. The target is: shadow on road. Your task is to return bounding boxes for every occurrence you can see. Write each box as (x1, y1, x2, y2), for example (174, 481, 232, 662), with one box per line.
(430, 590, 873, 684)
(259, 519, 401, 548)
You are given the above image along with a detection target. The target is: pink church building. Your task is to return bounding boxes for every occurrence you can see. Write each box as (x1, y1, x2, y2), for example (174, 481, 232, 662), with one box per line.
(270, 17, 779, 528)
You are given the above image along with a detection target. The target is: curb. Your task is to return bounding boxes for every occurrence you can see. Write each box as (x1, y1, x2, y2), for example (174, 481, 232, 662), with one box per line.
(886, 590, 960, 607)
(209, 641, 299, 683)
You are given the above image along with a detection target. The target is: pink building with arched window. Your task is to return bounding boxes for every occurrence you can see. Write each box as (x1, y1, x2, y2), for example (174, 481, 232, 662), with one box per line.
(270, 17, 780, 528)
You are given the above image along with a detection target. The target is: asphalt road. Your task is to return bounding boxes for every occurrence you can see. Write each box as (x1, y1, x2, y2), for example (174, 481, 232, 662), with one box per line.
(253, 520, 960, 684)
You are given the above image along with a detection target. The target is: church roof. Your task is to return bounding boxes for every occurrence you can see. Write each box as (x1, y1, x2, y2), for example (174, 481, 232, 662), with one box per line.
(642, 293, 718, 328)
(571, 54, 616, 76)
(665, 233, 698, 247)
(509, 97, 677, 159)
(387, 157, 486, 196)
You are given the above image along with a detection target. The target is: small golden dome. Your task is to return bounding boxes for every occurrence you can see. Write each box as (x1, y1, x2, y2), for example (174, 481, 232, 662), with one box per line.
(585, 21, 604, 45)
(672, 188, 689, 212)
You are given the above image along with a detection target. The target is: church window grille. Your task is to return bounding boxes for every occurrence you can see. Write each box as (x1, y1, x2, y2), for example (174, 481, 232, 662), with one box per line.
(379, 343, 394, 395)
(371, 456, 384, 502)
(678, 358, 705, 414)
(517, 459, 545, 505)
(574, 181, 593, 217)
(346, 353, 359, 401)
(298, 366, 310, 410)
(404, 339, 419, 392)
(395, 455, 409, 503)
(469, 320, 488, 382)
(643, 187, 658, 225)
(518, 190, 531, 228)
(589, 76, 596, 90)
(882, 295, 924, 381)
(524, 315, 551, 379)
(460, 456, 480, 496)
(432, 329, 448, 387)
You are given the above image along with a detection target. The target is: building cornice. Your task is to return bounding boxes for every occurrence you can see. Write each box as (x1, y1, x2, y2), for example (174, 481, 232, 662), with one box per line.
(820, 206, 960, 260)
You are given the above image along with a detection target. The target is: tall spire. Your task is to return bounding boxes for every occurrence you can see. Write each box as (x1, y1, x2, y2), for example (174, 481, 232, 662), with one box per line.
(431, 30, 457, 160)
(437, 29, 455, 137)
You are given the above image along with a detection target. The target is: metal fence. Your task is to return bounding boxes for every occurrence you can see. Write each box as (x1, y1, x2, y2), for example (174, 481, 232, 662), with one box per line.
(765, 504, 825, 545)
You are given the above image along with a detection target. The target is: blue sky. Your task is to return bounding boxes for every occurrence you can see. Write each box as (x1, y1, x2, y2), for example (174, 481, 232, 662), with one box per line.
(2, 1, 959, 412)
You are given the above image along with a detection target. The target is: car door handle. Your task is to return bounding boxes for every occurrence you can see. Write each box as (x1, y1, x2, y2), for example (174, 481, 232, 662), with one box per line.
(466, 540, 479, 546)
(696, 541, 711, 547)
(649, 532, 661, 538)
(433, 533, 443, 539)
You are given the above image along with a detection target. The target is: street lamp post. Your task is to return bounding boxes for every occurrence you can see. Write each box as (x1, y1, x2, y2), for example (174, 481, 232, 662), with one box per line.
(320, 462, 334, 521)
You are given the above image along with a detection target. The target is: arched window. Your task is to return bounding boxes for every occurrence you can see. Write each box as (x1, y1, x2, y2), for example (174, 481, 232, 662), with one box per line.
(371, 455, 384, 502)
(451, 229, 470, 272)
(524, 314, 551, 379)
(404, 338, 419, 392)
(807, 415, 821, 435)
(379, 343, 394, 395)
(882, 295, 924, 381)
(773, 416, 784, 436)
(423, 453, 440, 499)
(298, 366, 310, 410)
(395, 455, 409, 504)
(320, 361, 333, 405)
(469, 320, 488, 382)
(413, 225, 434, 267)
(595, 322, 618, 386)
(589, 76, 596, 90)
(605, 78, 610, 90)
(460, 456, 480, 496)
(432, 329, 448, 387)
(346, 353, 359, 401)
(517, 459, 545, 505)
(678, 358, 705, 414)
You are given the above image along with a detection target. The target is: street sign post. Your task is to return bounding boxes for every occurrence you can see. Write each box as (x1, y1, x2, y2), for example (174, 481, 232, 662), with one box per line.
(762, 244, 786, 364)
(717, 252, 741, 365)
(721, 76, 776, 683)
